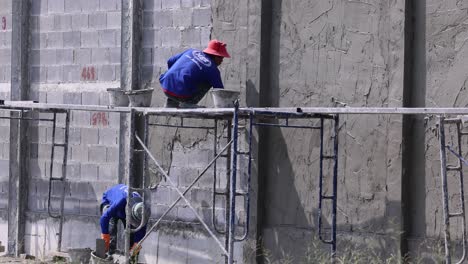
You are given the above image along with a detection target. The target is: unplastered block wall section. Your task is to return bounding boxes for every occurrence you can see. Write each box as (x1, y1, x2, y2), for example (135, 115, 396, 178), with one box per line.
(425, 0, 468, 240)
(150, 122, 249, 224)
(26, 0, 122, 251)
(0, 0, 11, 246)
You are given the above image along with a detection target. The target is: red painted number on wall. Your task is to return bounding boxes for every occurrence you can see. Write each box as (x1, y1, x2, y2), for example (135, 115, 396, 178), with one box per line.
(91, 112, 108, 127)
(81, 67, 96, 81)
(1, 17, 6, 30)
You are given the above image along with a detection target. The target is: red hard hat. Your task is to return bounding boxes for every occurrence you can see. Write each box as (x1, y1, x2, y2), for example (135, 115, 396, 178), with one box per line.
(203, 39, 231, 58)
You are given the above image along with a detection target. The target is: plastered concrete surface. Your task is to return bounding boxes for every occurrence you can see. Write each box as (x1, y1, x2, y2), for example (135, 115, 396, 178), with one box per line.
(424, 0, 468, 245)
(248, 0, 405, 261)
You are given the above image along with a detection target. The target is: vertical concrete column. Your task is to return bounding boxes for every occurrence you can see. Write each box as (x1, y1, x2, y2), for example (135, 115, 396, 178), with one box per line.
(119, 0, 143, 187)
(401, 0, 426, 259)
(8, 0, 30, 256)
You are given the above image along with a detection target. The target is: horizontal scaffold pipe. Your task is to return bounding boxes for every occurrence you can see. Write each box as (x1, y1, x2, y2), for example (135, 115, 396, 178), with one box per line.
(1, 101, 468, 116)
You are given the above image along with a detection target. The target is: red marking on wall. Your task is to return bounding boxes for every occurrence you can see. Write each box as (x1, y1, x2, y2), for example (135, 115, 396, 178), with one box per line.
(81, 67, 96, 81)
(91, 112, 108, 127)
(1, 17, 6, 30)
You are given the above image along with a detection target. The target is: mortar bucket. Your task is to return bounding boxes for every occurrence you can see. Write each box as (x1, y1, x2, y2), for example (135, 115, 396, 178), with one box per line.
(211, 89, 240, 108)
(90, 251, 113, 264)
(107, 88, 129, 107)
(125, 88, 154, 107)
(67, 248, 92, 264)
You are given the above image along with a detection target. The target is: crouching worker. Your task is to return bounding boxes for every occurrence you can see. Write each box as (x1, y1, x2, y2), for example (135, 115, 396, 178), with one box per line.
(159, 39, 231, 108)
(99, 184, 150, 260)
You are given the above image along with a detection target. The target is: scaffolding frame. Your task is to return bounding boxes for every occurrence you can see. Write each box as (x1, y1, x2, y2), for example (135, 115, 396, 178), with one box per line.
(2, 101, 468, 263)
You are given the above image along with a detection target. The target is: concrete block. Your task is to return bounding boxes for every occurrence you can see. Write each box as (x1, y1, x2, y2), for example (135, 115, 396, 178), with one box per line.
(142, 48, 152, 65)
(46, 91, 63, 103)
(152, 186, 176, 205)
(0, 160, 8, 178)
(143, 0, 162, 10)
(143, 11, 153, 28)
(69, 181, 91, 199)
(99, 92, 109, 105)
(36, 49, 59, 66)
(98, 128, 118, 145)
(154, 10, 173, 27)
(181, 28, 201, 47)
(177, 205, 199, 222)
(29, 50, 40, 66)
(106, 146, 118, 163)
(89, 13, 107, 29)
(71, 145, 88, 162)
(80, 128, 99, 145)
(140, 65, 154, 83)
(63, 198, 80, 214)
(88, 146, 107, 163)
(62, 65, 81, 82)
(106, 12, 120, 28)
(81, 163, 98, 181)
(31, 0, 48, 15)
(152, 204, 178, 219)
(189, 188, 212, 207)
(63, 31, 81, 48)
(65, 162, 81, 180)
(48, 0, 65, 14)
(28, 195, 47, 211)
(173, 9, 192, 27)
(162, 0, 180, 10)
(46, 66, 62, 82)
(30, 66, 46, 83)
(81, 0, 99, 12)
(81, 31, 99, 48)
(91, 48, 110, 64)
(64, 0, 82, 13)
(39, 16, 55, 31)
(74, 48, 91, 65)
(71, 111, 90, 126)
(97, 65, 115, 81)
(0, 49, 9, 63)
(63, 92, 81, 105)
(142, 29, 161, 47)
(153, 47, 173, 66)
(31, 33, 47, 49)
(54, 15, 72, 31)
(0, 127, 7, 142)
(193, 8, 211, 26)
(56, 49, 74, 64)
(161, 28, 181, 47)
(71, 14, 88, 30)
(68, 127, 81, 144)
(181, 0, 193, 8)
(99, 0, 119, 11)
(0, 33, 11, 48)
(98, 164, 117, 181)
(108, 47, 120, 63)
(80, 200, 99, 215)
(98, 30, 116, 47)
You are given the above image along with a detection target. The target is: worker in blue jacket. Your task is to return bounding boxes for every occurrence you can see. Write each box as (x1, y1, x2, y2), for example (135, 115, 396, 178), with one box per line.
(159, 39, 231, 108)
(100, 184, 149, 256)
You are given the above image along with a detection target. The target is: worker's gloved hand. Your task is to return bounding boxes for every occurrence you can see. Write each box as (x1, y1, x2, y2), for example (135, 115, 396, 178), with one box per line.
(130, 243, 141, 257)
(101, 233, 110, 252)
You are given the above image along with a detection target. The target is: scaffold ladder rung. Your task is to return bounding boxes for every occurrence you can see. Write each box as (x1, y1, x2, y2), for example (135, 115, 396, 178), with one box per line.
(449, 212, 464, 217)
(447, 165, 462, 171)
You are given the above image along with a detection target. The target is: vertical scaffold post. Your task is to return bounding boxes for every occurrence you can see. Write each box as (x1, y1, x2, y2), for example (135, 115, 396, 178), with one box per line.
(331, 114, 339, 259)
(438, 116, 451, 264)
(227, 101, 240, 264)
(124, 109, 135, 264)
